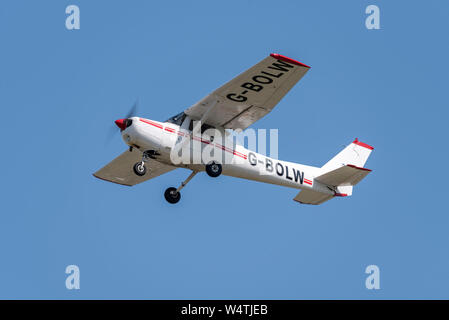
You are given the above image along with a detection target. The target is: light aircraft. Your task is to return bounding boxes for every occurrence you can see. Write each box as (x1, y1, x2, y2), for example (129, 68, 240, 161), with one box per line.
(94, 53, 373, 205)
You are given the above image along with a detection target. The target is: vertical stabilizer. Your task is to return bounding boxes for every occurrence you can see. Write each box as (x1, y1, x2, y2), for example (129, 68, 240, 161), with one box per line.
(321, 138, 373, 173)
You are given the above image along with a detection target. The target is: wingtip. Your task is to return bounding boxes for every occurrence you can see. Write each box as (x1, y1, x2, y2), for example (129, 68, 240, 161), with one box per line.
(270, 53, 311, 68)
(92, 173, 133, 186)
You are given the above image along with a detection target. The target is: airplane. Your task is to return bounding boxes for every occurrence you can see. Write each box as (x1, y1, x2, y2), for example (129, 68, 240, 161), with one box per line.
(93, 53, 373, 205)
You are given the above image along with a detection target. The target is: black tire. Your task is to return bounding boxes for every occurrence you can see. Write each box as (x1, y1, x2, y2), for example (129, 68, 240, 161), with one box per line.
(206, 162, 222, 178)
(133, 162, 146, 176)
(164, 187, 181, 204)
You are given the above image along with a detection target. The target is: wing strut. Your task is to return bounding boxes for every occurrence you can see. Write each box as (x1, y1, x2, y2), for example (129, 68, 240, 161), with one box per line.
(198, 98, 219, 124)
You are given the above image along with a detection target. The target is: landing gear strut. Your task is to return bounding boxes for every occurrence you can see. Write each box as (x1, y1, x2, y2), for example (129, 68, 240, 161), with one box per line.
(164, 171, 197, 204)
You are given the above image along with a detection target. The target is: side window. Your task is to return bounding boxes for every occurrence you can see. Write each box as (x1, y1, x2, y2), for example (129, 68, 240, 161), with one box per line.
(201, 123, 214, 134)
(175, 113, 186, 125)
(188, 121, 214, 134)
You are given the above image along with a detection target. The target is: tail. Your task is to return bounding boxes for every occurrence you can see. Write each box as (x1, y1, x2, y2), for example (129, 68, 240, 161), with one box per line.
(293, 138, 373, 205)
(321, 138, 373, 173)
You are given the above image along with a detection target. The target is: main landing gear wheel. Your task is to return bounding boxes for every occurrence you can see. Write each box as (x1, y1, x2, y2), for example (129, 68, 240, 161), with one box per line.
(164, 187, 181, 204)
(205, 162, 222, 178)
(164, 171, 197, 204)
(133, 162, 146, 176)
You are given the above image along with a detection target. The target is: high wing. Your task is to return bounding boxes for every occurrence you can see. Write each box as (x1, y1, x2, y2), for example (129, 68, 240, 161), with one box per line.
(93, 148, 175, 186)
(184, 53, 310, 130)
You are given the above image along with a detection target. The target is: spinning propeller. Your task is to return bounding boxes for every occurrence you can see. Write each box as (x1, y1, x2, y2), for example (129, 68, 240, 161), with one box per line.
(106, 99, 139, 143)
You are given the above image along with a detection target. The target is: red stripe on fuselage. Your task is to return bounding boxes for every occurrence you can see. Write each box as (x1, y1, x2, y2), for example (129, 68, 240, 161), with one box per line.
(139, 118, 163, 129)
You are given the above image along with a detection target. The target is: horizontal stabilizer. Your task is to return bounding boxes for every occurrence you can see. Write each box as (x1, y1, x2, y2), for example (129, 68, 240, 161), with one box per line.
(316, 164, 371, 187)
(293, 189, 333, 205)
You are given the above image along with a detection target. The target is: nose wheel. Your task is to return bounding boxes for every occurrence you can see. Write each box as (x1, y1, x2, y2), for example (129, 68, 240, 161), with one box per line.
(133, 162, 146, 176)
(133, 150, 159, 176)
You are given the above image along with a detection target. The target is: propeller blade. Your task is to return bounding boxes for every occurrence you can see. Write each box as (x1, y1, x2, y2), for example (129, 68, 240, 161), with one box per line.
(126, 99, 139, 118)
(105, 124, 118, 144)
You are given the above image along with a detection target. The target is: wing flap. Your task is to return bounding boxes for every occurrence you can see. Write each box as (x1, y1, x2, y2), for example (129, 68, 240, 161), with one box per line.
(315, 164, 371, 187)
(93, 149, 175, 186)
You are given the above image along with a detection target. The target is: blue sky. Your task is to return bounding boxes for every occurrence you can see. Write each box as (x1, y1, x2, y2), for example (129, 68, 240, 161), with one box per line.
(0, 0, 448, 299)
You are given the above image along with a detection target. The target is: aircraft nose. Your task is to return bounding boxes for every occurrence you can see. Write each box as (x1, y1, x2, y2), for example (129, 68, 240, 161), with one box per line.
(115, 119, 127, 130)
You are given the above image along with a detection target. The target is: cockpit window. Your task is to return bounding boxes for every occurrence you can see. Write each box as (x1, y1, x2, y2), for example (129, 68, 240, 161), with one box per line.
(166, 112, 186, 126)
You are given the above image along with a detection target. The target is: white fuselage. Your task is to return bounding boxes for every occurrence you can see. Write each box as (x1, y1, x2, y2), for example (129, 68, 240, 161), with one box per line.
(120, 117, 333, 196)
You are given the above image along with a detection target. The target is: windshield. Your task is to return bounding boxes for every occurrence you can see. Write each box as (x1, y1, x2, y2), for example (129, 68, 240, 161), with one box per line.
(166, 112, 186, 126)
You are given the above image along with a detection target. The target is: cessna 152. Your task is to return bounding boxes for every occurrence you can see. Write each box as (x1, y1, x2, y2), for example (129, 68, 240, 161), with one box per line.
(93, 53, 373, 205)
